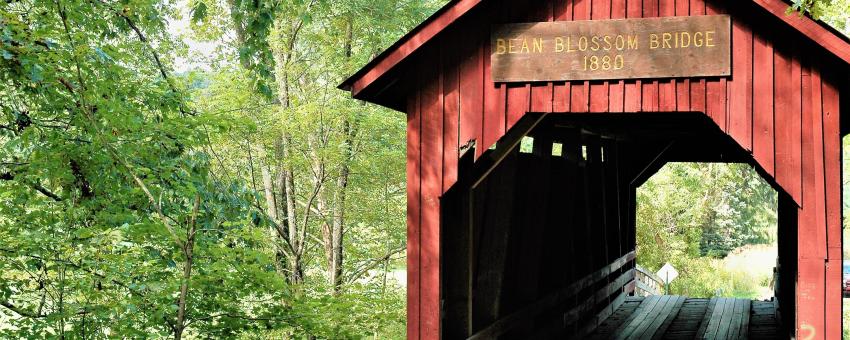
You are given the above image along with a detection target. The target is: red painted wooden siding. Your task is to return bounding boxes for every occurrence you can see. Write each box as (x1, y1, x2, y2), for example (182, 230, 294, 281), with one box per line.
(404, 0, 845, 339)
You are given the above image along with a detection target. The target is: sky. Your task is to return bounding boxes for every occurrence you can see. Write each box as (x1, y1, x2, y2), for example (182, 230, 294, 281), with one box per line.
(168, 1, 221, 73)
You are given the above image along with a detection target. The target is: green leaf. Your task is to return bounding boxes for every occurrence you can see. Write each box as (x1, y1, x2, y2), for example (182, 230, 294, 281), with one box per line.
(191, 1, 208, 23)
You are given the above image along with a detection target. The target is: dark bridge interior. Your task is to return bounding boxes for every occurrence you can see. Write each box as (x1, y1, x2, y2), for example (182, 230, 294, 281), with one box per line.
(440, 112, 792, 339)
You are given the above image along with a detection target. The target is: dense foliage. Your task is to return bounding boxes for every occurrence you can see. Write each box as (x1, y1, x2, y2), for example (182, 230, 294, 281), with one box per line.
(1, 0, 849, 338)
(635, 163, 778, 298)
(0, 0, 439, 338)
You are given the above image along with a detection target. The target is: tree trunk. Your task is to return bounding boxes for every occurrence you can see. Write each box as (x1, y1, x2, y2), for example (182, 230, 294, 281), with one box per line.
(174, 196, 199, 340)
(261, 163, 278, 222)
(330, 117, 355, 293)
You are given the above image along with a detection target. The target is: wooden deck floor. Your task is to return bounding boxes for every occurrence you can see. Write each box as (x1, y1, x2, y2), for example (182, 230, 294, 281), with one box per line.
(586, 296, 782, 339)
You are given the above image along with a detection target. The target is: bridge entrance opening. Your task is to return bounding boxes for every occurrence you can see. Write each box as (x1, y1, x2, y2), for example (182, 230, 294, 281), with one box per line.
(634, 162, 778, 300)
(441, 112, 794, 339)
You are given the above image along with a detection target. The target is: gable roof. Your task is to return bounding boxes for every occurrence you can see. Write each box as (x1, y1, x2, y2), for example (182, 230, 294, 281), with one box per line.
(340, 0, 850, 103)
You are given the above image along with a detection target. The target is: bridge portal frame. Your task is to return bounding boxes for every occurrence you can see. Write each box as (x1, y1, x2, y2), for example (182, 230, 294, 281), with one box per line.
(340, 0, 850, 338)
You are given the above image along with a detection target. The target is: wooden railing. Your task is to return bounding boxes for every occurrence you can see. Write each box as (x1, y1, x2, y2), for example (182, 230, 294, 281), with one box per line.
(467, 251, 636, 340)
(635, 265, 664, 296)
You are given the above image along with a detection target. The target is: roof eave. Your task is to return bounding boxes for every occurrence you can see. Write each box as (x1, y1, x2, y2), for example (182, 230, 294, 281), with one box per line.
(341, 0, 850, 105)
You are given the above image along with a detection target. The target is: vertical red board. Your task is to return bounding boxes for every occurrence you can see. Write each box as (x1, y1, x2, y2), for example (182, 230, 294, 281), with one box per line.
(406, 91, 421, 340)
(822, 76, 842, 339)
(571, 0, 590, 113)
(812, 69, 840, 340)
(658, 0, 676, 112)
(799, 70, 819, 256)
(483, 4, 504, 152)
(753, 34, 774, 176)
(506, 83, 529, 129)
(623, 0, 642, 112)
(797, 258, 825, 340)
(504, 0, 530, 130)
(608, 0, 626, 112)
(705, 3, 727, 129)
(442, 38, 459, 193)
(458, 18, 484, 159)
(553, 0, 573, 112)
(641, 0, 659, 112)
(826, 258, 842, 339)
(689, 0, 707, 113)
(419, 49, 443, 339)
(675, 0, 691, 112)
(589, 0, 611, 112)
(821, 77, 841, 251)
(773, 48, 801, 204)
(727, 17, 753, 151)
(531, 0, 555, 114)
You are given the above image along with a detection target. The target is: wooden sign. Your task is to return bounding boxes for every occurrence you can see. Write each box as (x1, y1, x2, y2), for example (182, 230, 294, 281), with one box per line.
(491, 15, 731, 82)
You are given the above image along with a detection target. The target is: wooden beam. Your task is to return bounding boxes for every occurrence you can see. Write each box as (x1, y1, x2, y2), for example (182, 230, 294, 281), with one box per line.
(467, 251, 636, 340)
(471, 112, 550, 188)
(750, 0, 850, 65)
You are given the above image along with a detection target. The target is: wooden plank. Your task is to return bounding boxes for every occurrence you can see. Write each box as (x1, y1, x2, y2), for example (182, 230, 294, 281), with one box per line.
(727, 16, 753, 151)
(502, 0, 529, 130)
(800, 66, 825, 261)
(773, 46, 802, 204)
(530, 0, 554, 114)
(614, 295, 668, 340)
(470, 112, 549, 189)
(468, 253, 636, 339)
(705, 3, 727, 131)
(570, 0, 590, 113)
(482, 2, 504, 153)
(797, 258, 826, 340)
(443, 36, 460, 192)
(644, 295, 686, 339)
(689, 0, 707, 114)
(714, 298, 738, 340)
(419, 48, 443, 338)
(750, 0, 850, 65)
(822, 77, 841, 250)
(752, 33, 774, 176)
(506, 83, 529, 129)
(663, 298, 711, 339)
(823, 74, 841, 340)
(675, 0, 691, 112)
(552, 0, 572, 112)
(609, 0, 626, 112)
(470, 150, 518, 331)
(739, 299, 752, 340)
(722, 299, 745, 339)
(658, 0, 676, 112)
(698, 298, 725, 339)
(563, 269, 636, 331)
(588, 0, 610, 113)
(458, 17, 485, 159)
(623, 0, 642, 112)
(406, 89, 422, 340)
(825, 259, 842, 339)
(575, 292, 628, 337)
(593, 297, 646, 339)
(631, 295, 677, 338)
(695, 298, 718, 338)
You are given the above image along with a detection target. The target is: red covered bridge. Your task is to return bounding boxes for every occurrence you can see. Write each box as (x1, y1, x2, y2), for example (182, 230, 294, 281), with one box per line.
(340, 0, 850, 338)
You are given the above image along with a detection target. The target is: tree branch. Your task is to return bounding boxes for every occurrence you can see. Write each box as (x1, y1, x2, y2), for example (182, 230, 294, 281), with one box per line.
(344, 245, 405, 286)
(0, 171, 63, 201)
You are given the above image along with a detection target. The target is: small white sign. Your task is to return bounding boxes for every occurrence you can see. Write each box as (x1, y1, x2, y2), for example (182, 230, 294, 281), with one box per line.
(657, 263, 679, 284)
